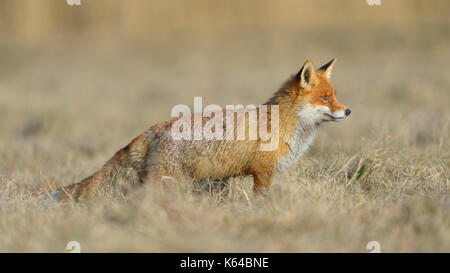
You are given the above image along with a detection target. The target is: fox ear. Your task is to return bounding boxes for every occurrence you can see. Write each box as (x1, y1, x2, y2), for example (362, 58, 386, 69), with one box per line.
(298, 60, 317, 90)
(318, 58, 336, 79)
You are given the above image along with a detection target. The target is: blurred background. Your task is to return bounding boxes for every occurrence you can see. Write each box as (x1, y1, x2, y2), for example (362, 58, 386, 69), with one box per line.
(0, 0, 448, 182)
(0, 0, 449, 252)
(0, 0, 449, 181)
(1, 0, 449, 39)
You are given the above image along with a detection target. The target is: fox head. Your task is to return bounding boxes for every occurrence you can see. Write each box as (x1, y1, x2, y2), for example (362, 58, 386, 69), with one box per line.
(294, 59, 351, 124)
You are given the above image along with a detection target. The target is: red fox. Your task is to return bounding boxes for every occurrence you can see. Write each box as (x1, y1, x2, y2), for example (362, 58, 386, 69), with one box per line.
(51, 59, 350, 201)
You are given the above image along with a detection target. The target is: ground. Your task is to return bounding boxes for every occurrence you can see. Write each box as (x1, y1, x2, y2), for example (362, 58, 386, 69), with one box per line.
(0, 24, 449, 252)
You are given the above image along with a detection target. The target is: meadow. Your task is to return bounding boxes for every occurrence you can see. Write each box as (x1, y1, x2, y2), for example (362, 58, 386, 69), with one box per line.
(0, 1, 449, 252)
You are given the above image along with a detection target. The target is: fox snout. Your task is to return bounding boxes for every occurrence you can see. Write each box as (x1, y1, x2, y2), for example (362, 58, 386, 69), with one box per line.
(329, 107, 351, 121)
(317, 106, 350, 122)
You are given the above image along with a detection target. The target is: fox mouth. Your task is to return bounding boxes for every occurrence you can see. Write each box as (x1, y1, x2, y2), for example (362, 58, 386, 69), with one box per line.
(324, 113, 344, 121)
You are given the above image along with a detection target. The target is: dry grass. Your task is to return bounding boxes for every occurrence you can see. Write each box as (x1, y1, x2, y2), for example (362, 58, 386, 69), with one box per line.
(0, 3, 449, 252)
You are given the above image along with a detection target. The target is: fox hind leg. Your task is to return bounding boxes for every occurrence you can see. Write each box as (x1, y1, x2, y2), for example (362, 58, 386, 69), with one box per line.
(251, 168, 274, 194)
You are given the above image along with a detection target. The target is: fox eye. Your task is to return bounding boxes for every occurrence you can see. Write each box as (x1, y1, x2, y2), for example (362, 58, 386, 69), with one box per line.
(320, 95, 330, 102)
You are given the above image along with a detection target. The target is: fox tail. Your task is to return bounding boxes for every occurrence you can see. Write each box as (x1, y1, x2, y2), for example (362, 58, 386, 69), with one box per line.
(50, 133, 150, 202)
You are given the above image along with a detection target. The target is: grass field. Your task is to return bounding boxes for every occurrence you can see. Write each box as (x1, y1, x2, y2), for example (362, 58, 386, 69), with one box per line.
(0, 2, 449, 252)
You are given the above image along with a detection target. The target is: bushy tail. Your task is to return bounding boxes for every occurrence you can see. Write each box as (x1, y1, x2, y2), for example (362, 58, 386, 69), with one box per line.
(50, 172, 106, 202)
(51, 132, 151, 202)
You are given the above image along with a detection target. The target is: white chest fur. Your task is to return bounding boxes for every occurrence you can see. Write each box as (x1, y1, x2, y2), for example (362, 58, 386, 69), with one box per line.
(276, 105, 318, 172)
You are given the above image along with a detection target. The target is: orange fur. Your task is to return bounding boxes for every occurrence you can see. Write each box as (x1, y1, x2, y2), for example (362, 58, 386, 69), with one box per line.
(51, 59, 350, 201)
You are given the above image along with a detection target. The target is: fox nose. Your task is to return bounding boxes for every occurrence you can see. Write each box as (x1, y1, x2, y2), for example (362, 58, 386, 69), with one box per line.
(345, 109, 351, 116)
